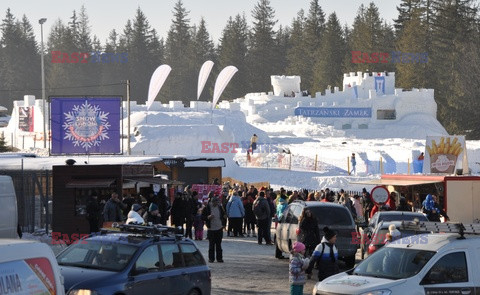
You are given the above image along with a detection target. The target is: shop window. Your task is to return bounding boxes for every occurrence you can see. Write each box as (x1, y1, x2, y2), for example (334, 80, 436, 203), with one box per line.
(358, 124, 368, 129)
(377, 110, 396, 120)
(342, 124, 352, 129)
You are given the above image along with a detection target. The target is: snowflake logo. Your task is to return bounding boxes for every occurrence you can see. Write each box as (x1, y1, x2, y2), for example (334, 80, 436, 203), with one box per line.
(63, 100, 111, 151)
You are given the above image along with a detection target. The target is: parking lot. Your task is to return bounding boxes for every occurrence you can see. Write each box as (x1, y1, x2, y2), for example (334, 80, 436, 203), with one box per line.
(195, 234, 358, 295)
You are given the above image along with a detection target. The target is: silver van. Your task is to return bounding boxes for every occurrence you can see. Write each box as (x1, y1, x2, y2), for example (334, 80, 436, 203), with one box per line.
(274, 201, 358, 267)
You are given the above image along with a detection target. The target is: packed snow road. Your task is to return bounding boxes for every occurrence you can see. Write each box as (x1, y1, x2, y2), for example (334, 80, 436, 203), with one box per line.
(195, 234, 358, 295)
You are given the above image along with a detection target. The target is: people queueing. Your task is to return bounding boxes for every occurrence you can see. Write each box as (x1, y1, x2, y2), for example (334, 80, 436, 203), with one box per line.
(126, 204, 145, 225)
(171, 192, 186, 235)
(298, 208, 320, 257)
(226, 191, 245, 237)
(202, 196, 227, 263)
(243, 192, 257, 237)
(194, 207, 205, 240)
(103, 192, 124, 223)
(253, 191, 273, 245)
(86, 193, 102, 233)
(289, 242, 310, 295)
(422, 194, 449, 222)
(143, 203, 162, 225)
(306, 227, 340, 282)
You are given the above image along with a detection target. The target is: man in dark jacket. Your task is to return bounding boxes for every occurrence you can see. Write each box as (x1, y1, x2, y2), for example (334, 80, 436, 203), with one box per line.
(253, 191, 272, 245)
(202, 196, 227, 262)
(103, 192, 123, 222)
(171, 192, 186, 234)
(86, 193, 102, 233)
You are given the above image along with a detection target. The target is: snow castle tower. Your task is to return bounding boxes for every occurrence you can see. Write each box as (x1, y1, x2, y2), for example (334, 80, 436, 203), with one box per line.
(271, 76, 301, 96)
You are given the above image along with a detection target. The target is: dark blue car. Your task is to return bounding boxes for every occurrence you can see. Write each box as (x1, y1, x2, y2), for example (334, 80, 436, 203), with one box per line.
(56, 225, 211, 295)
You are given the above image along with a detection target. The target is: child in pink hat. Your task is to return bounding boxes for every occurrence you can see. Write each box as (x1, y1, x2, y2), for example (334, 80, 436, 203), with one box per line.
(289, 241, 310, 295)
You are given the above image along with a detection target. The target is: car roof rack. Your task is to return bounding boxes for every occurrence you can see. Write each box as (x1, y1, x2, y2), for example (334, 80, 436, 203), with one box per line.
(100, 223, 184, 241)
(407, 221, 480, 239)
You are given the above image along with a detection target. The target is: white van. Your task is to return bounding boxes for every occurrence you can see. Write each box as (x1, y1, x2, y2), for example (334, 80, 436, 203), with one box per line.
(0, 175, 18, 238)
(0, 239, 65, 294)
(313, 223, 480, 295)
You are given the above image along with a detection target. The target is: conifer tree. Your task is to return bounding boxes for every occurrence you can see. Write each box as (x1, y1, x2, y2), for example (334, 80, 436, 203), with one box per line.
(0, 132, 11, 152)
(312, 13, 347, 94)
(395, 7, 428, 89)
(163, 0, 195, 103)
(0, 9, 40, 108)
(192, 18, 217, 101)
(286, 10, 308, 88)
(303, 0, 325, 92)
(218, 14, 249, 99)
(247, 0, 278, 92)
(430, 0, 478, 134)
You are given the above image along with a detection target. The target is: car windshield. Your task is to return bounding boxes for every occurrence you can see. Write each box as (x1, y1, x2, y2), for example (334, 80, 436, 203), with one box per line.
(309, 207, 352, 226)
(378, 214, 428, 223)
(353, 247, 435, 280)
(57, 241, 139, 272)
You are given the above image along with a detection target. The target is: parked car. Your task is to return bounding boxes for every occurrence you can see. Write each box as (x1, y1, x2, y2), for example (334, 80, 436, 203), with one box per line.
(360, 211, 429, 259)
(362, 220, 432, 258)
(0, 239, 65, 294)
(57, 224, 211, 295)
(313, 222, 480, 295)
(274, 201, 358, 268)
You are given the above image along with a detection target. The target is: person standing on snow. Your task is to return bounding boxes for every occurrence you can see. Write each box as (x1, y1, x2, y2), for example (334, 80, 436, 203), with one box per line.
(250, 134, 258, 154)
(350, 153, 357, 175)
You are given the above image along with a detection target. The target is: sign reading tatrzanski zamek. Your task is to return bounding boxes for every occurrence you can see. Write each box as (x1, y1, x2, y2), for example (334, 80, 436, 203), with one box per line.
(294, 107, 372, 118)
(50, 97, 121, 155)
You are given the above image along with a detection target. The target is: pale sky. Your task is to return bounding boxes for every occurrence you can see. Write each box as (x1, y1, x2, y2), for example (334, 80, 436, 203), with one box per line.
(3, 0, 402, 45)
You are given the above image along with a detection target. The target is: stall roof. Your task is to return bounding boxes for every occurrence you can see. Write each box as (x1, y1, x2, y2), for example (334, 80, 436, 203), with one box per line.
(124, 177, 185, 186)
(351, 175, 445, 186)
(66, 178, 116, 188)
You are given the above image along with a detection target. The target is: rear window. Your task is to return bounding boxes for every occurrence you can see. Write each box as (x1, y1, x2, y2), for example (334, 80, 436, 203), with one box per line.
(379, 214, 428, 223)
(308, 206, 353, 226)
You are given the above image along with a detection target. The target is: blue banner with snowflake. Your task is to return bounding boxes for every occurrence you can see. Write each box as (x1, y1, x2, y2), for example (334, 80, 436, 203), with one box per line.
(50, 97, 121, 154)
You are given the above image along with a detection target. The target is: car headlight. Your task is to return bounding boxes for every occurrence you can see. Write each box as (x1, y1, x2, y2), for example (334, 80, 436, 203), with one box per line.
(68, 290, 98, 295)
(359, 290, 392, 295)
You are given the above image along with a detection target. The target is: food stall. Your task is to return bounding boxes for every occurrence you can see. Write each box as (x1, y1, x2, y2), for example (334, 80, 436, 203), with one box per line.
(355, 174, 480, 224)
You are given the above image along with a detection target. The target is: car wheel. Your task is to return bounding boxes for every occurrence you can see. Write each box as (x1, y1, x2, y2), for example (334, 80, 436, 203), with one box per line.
(345, 255, 356, 268)
(187, 289, 201, 295)
(274, 237, 283, 259)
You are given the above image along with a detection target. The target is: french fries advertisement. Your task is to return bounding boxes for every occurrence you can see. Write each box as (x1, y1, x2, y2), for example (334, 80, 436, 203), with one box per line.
(424, 136, 465, 174)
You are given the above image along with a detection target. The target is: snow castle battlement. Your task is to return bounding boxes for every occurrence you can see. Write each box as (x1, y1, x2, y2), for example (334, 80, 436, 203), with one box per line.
(227, 72, 438, 131)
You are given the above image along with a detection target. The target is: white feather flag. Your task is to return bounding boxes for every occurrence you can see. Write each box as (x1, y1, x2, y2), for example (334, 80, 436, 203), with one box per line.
(146, 65, 172, 110)
(197, 60, 214, 100)
(212, 66, 238, 109)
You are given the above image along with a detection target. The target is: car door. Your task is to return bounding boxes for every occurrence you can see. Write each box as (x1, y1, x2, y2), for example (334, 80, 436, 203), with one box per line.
(420, 250, 475, 295)
(130, 245, 163, 294)
(179, 243, 210, 294)
(286, 204, 302, 250)
(157, 243, 189, 295)
(279, 205, 294, 250)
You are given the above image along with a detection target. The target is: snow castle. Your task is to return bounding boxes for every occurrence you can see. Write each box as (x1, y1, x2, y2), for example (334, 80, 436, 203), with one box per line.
(217, 72, 440, 133)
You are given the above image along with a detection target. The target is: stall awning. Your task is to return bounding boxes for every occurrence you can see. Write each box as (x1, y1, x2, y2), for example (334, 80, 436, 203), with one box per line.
(125, 178, 185, 186)
(66, 178, 116, 188)
(351, 179, 443, 186)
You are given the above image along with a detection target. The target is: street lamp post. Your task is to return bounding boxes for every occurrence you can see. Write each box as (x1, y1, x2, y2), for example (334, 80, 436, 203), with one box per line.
(39, 18, 47, 149)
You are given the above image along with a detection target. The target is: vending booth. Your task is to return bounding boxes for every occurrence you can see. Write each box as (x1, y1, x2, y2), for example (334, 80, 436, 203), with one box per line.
(355, 174, 480, 224)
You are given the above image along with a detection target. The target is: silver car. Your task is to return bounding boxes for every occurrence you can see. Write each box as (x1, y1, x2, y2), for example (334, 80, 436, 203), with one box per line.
(274, 201, 358, 267)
